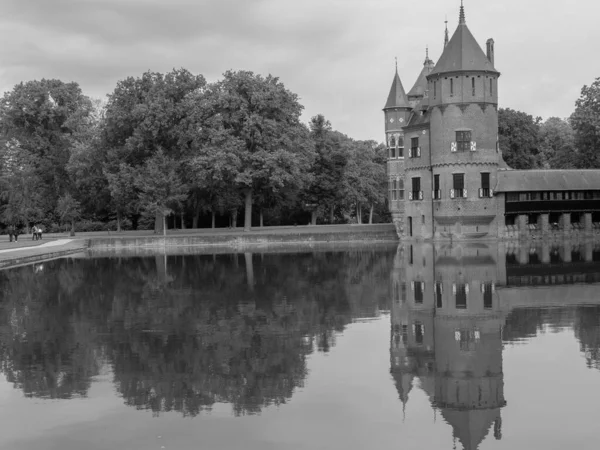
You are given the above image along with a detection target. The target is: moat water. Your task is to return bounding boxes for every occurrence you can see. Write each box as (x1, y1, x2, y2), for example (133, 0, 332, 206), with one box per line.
(1, 242, 599, 450)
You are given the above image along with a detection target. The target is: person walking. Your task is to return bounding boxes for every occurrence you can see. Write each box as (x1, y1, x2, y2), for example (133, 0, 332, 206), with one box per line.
(32, 225, 38, 241)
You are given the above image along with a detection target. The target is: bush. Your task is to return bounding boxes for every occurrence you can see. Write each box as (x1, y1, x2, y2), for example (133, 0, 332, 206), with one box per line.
(74, 220, 106, 232)
(105, 218, 133, 231)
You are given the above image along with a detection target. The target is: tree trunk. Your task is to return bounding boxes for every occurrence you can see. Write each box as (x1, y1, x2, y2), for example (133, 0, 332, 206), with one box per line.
(245, 252, 254, 291)
(244, 189, 252, 232)
(193, 206, 200, 229)
(154, 211, 164, 234)
(117, 211, 122, 233)
(70, 220, 75, 237)
(356, 204, 361, 224)
(311, 210, 317, 226)
(232, 210, 237, 229)
(329, 205, 334, 224)
(181, 211, 185, 230)
(259, 209, 264, 227)
(369, 204, 374, 224)
(211, 211, 216, 229)
(162, 213, 167, 236)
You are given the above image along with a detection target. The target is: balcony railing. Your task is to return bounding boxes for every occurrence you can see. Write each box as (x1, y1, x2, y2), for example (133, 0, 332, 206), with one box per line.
(479, 188, 494, 198)
(450, 189, 467, 199)
(408, 191, 424, 201)
(409, 147, 421, 158)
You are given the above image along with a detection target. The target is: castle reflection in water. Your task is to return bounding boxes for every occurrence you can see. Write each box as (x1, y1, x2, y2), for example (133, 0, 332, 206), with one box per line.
(390, 241, 600, 450)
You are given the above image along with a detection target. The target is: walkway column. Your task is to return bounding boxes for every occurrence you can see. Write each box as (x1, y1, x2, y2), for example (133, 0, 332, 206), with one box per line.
(517, 215, 528, 236)
(538, 214, 549, 235)
(518, 245, 529, 265)
(541, 242, 551, 264)
(560, 213, 571, 232)
(561, 241, 573, 263)
(583, 213, 593, 234)
(584, 242, 593, 262)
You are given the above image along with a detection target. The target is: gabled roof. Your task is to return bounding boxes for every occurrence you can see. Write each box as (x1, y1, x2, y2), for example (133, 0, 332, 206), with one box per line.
(408, 55, 435, 98)
(384, 70, 410, 109)
(428, 5, 497, 77)
(495, 170, 600, 192)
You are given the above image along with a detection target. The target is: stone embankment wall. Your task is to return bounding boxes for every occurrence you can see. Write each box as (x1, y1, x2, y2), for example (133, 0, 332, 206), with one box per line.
(87, 226, 399, 251)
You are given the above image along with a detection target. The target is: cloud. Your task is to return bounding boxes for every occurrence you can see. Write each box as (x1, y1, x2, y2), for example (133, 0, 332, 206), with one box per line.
(1, 0, 599, 141)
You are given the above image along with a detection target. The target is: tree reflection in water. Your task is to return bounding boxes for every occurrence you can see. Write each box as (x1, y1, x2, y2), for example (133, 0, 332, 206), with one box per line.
(0, 247, 395, 416)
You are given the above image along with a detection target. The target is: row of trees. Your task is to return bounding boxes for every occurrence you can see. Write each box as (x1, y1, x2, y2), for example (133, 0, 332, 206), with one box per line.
(0, 70, 387, 233)
(499, 78, 600, 170)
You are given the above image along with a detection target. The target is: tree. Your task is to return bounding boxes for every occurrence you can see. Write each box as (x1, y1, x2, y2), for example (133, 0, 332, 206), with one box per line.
(303, 115, 348, 225)
(66, 98, 111, 217)
(0, 79, 95, 213)
(134, 149, 188, 236)
(0, 139, 44, 229)
(538, 117, 578, 169)
(498, 108, 542, 169)
(102, 69, 206, 231)
(570, 77, 600, 169)
(187, 71, 314, 231)
(104, 163, 136, 232)
(56, 193, 81, 236)
(342, 139, 387, 224)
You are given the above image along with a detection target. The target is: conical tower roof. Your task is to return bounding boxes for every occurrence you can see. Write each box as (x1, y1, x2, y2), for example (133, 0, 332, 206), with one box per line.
(408, 49, 436, 98)
(384, 68, 410, 109)
(442, 409, 501, 450)
(428, 3, 498, 77)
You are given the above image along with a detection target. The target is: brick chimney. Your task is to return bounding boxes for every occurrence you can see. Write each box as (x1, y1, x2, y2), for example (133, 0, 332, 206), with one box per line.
(486, 38, 495, 66)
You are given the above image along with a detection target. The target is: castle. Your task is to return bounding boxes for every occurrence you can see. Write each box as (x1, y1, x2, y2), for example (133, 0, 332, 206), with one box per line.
(385, 2, 600, 240)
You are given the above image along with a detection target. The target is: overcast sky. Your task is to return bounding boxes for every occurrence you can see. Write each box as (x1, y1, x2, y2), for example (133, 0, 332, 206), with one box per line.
(1, 0, 599, 142)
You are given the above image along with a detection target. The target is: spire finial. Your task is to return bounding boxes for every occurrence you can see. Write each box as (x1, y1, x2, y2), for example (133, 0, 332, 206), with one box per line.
(459, 0, 466, 24)
(426, 45, 429, 59)
(444, 16, 449, 47)
(395, 56, 398, 72)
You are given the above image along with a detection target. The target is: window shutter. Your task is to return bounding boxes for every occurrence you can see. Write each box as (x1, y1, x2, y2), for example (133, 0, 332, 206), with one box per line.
(491, 283, 496, 293)
(470, 141, 477, 152)
(419, 191, 423, 200)
(450, 189, 455, 199)
(452, 284, 457, 295)
(463, 189, 468, 197)
(489, 189, 494, 197)
(480, 283, 485, 294)
(408, 192, 413, 200)
(479, 188, 483, 198)
(417, 147, 421, 157)
(465, 284, 470, 295)
(454, 331, 461, 341)
(411, 281, 415, 291)
(451, 142, 457, 152)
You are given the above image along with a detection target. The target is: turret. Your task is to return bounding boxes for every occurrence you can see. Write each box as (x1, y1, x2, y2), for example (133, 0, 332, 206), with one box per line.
(384, 62, 412, 237)
(407, 47, 436, 106)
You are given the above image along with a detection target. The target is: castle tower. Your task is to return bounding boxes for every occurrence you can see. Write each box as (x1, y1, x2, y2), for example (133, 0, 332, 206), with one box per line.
(407, 48, 436, 107)
(425, 1, 501, 239)
(384, 63, 412, 236)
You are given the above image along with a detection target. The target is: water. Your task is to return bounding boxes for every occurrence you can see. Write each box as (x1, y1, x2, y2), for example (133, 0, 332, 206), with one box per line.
(0, 242, 599, 450)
